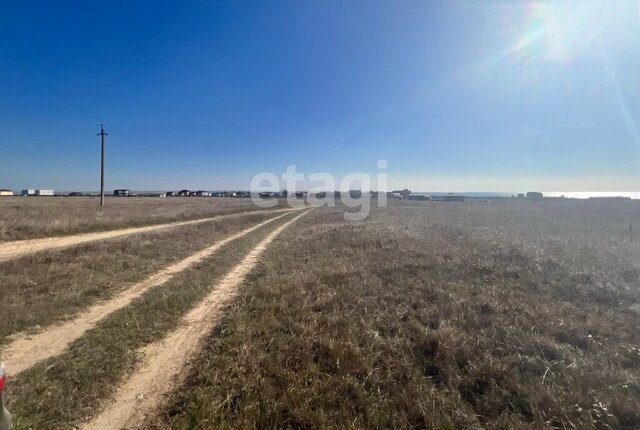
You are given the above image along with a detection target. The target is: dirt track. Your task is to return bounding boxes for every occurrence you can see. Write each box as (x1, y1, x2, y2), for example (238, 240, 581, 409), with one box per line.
(82, 209, 309, 430)
(0, 210, 298, 376)
(0, 208, 294, 263)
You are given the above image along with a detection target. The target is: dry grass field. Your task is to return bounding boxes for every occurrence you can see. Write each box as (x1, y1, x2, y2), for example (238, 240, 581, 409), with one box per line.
(2, 198, 640, 429)
(0, 211, 281, 345)
(6, 210, 303, 429)
(146, 200, 640, 429)
(0, 197, 282, 241)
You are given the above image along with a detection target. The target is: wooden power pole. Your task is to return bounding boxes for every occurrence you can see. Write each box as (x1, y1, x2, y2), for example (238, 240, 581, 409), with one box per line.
(97, 124, 108, 207)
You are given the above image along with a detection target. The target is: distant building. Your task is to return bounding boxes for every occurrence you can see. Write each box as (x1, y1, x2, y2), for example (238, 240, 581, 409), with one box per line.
(193, 190, 211, 197)
(137, 192, 166, 197)
(177, 189, 191, 197)
(392, 189, 411, 198)
(517, 193, 525, 198)
(444, 194, 465, 202)
(0, 189, 14, 196)
(113, 189, 131, 197)
(22, 189, 54, 196)
(589, 196, 631, 201)
(166, 191, 177, 197)
(526, 192, 543, 200)
(66, 192, 83, 197)
(407, 193, 431, 201)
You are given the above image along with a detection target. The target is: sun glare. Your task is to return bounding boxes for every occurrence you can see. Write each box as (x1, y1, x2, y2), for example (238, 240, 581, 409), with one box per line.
(509, 2, 602, 66)
(475, 0, 639, 75)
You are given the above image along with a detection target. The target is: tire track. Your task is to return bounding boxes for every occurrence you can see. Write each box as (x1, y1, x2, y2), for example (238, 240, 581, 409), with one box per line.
(82, 209, 310, 430)
(0, 208, 295, 263)
(0, 210, 301, 376)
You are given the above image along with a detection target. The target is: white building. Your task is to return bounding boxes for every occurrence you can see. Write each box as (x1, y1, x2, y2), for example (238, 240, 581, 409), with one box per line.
(0, 189, 13, 196)
(22, 189, 54, 196)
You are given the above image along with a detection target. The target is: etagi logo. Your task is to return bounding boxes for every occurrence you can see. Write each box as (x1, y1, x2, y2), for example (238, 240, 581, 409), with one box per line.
(250, 160, 389, 221)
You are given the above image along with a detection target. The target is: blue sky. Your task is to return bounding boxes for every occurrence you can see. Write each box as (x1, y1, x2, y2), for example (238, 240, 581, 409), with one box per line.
(1, 0, 640, 192)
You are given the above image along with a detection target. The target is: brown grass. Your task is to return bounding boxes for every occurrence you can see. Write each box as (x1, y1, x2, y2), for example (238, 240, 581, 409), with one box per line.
(0, 196, 284, 242)
(148, 201, 640, 429)
(4, 210, 301, 430)
(0, 211, 278, 345)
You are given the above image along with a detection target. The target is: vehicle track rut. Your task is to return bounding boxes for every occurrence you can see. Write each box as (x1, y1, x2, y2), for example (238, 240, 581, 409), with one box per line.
(0, 208, 294, 263)
(0, 210, 299, 376)
(82, 209, 310, 430)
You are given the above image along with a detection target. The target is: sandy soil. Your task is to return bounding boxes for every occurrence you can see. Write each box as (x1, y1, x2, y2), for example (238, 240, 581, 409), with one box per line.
(0, 208, 294, 263)
(0, 210, 298, 376)
(81, 209, 310, 430)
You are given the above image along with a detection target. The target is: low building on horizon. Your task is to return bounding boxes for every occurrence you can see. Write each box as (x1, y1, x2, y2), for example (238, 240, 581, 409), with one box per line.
(22, 189, 54, 196)
(526, 192, 544, 200)
(113, 189, 131, 197)
(407, 193, 431, 201)
(588, 196, 631, 201)
(444, 194, 465, 202)
(391, 189, 411, 198)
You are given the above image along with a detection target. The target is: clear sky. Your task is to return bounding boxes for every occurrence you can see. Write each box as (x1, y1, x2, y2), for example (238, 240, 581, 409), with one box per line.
(1, 0, 640, 192)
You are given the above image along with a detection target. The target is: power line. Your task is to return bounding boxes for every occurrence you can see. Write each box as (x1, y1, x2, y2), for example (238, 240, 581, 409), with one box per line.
(97, 124, 108, 207)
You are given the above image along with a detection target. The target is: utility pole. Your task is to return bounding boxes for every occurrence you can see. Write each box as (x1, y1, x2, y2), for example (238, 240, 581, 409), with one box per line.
(97, 124, 108, 207)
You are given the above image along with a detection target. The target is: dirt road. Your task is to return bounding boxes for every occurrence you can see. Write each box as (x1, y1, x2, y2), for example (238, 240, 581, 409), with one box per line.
(0, 210, 299, 376)
(0, 208, 294, 263)
(82, 209, 310, 430)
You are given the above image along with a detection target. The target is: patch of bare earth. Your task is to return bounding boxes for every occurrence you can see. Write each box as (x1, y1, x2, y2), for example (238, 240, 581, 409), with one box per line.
(82, 210, 310, 430)
(0, 208, 294, 262)
(0, 210, 296, 376)
(0, 210, 289, 345)
(0, 196, 288, 242)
